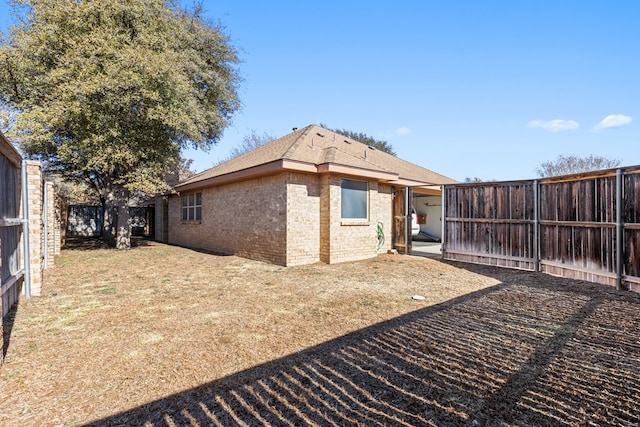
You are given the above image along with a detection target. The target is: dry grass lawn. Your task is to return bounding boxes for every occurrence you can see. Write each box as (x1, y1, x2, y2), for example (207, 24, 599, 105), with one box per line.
(1, 239, 639, 426)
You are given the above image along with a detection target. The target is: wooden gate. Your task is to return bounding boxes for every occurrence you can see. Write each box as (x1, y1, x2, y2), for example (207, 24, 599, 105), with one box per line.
(393, 187, 412, 254)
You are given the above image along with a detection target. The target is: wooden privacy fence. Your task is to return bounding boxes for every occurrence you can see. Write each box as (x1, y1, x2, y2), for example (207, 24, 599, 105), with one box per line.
(2, 130, 62, 329)
(1, 132, 62, 365)
(1, 134, 23, 317)
(442, 166, 640, 292)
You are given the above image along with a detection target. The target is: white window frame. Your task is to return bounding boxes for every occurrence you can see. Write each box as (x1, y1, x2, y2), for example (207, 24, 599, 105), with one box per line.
(182, 192, 202, 222)
(340, 178, 369, 220)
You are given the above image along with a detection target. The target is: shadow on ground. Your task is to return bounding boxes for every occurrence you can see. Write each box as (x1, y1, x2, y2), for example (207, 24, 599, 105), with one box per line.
(85, 265, 640, 427)
(63, 237, 153, 250)
(2, 302, 18, 359)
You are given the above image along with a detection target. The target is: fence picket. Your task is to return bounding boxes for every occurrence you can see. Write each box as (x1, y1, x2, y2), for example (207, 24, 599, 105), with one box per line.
(443, 167, 640, 292)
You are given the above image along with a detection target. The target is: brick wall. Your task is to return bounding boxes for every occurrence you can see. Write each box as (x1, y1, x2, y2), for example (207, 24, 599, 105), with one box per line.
(26, 161, 44, 296)
(45, 181, 61, 267)
(320, 175, 393, 264)
(285, 172, 321, 266)
(169, 173, 288, 265)
(319, 174, 331, 263)
(24, 162, 60, 296)
(374, 184, 393, 254)
(168, 172, 393, 267)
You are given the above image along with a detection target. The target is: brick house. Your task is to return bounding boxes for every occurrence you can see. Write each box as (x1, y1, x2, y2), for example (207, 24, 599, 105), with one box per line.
(157, 125, 456, 266)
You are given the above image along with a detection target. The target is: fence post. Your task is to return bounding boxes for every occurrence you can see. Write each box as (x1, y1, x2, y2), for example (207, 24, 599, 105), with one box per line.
(21, 160, 31, 299)
(405, 186, 412, 255)
(533, 180, 540, 272)
(43, 180, 48, 269)
(441, 185, 446, 259)
(616, 168, 623, 291)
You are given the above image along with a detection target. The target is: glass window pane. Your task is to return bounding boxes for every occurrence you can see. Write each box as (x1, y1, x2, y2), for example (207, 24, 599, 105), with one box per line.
(341, 179, 368, 219)
(182, 192, 203, 221)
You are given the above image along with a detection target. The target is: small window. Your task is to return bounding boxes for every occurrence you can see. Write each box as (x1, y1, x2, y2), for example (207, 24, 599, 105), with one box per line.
(341, 179, 368, 219)
(182, 192, 202, 222)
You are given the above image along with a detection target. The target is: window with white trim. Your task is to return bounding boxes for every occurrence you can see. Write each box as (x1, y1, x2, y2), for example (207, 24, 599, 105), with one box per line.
(340, 179, 368, 219)
(182, 192, 202, 222)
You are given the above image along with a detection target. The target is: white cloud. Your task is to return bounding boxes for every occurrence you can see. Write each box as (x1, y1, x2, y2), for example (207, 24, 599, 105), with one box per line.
(395, 127, 412, 136)
(592, 114, 632, 131)
(527, 119, 580, 132)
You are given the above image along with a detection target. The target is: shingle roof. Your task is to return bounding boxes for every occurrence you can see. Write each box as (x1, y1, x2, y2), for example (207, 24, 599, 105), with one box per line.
(176, 125, 456, 190)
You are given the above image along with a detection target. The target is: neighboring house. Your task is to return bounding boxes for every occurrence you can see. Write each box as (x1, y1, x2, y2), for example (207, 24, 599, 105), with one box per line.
(157, 125, 456, 266)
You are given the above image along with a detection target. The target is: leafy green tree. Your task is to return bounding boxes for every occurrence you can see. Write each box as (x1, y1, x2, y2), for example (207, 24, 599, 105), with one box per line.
(536, 155, 621, 177)
(165, 156, 196, 187)
(0, 0, 241, 248)
(320, 124, 396, 155)
(0, 103, 17, 135)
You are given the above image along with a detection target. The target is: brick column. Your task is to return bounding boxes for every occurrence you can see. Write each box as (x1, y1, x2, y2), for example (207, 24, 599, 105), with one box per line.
(26, 161, 43, 296)
(44, 181, 61, 266)
(53, 189, 62, 256)
(319, 174, 331, 263)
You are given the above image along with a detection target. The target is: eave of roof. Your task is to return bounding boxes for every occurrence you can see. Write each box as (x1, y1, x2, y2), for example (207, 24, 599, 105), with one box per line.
(175, 124, 457, 192)
(176, 159, 412, 192)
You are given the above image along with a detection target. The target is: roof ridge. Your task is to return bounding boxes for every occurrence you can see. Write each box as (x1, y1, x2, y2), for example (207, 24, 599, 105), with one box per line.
(329, 143, 395, 173)
(322, 130, 454, 181)
(281, 124, 316, 159)
(175, 123, 457, 190)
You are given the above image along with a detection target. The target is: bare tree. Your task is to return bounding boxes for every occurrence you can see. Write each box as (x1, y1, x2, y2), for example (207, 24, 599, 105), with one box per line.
(464, 177, 483, 183)
(536, 155, 621, 177)
(226, 130, 275, 160)
(320, 124, 396, 156)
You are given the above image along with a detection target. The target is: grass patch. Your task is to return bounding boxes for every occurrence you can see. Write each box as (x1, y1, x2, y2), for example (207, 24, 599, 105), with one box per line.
(1, 240, 638, 426)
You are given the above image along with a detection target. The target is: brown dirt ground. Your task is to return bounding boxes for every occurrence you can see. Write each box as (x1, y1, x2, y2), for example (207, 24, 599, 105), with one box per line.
(1, 239, 639, 426)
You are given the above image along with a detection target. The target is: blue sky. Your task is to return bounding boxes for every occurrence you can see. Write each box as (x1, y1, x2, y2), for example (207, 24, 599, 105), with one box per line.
(2, 1, 638, 181)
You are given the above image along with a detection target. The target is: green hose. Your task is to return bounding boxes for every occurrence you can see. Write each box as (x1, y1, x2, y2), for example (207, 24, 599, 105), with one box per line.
(376, 222, 385, 251)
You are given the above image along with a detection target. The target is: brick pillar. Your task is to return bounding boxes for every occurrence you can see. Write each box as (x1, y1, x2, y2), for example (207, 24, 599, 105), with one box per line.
(53, 189, 62, 256)
(26, 161, 43, 296)
(58, 199, 67, 250)
(44, 181, 59, 266)
(319, 175, 330, 263)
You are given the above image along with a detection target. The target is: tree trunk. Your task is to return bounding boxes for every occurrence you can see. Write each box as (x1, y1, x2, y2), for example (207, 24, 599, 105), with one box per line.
(115, 186, 132, 249)
(102, 185, 131, 249)
(102, 192, 116, 247)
